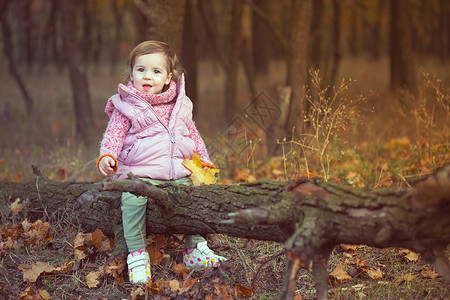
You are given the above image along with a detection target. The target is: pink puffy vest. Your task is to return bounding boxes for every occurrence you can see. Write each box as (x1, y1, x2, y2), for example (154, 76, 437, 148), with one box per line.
(108, 75, 195, 180)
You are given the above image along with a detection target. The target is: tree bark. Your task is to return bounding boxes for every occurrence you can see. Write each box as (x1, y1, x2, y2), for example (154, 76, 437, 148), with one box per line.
(284, 0, 312, 137)
(390, 0, 418, 95)
(251, 0, 271, 76)
(60, 0, 94, 145)
(0, 0, 34, 116)
(133, 0, 186, 55)
(1, 164, 449, 298)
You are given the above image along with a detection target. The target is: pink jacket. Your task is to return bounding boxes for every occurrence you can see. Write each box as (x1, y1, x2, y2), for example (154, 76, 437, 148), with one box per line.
(101, 75, 208, 180)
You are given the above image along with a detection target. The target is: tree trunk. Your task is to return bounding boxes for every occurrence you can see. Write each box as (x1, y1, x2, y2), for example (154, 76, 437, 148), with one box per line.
(133, 0, 186, 56)
(2, 164, 449, 298)
(309, 0, 324, 71)
(0, 0, 34, 116)
(324, 0, 341, 94)
(224, 0, 243, 122)
(182, 0, 198, 116)
(61, 0, 94, 145)
(390, 0, 418, 95)
(284, 0, 312, 137)
(252, 0, 271, 76)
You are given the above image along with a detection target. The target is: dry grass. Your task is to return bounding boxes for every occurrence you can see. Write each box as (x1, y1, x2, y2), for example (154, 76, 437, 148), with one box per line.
(1, 57, 450, 299)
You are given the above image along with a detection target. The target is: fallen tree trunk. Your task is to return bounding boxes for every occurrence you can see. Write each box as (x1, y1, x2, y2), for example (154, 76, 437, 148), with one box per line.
(1, 164, 449, 299)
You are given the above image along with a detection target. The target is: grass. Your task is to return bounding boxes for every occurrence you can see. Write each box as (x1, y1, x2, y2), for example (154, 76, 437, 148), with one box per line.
(0, 57, 449, 299)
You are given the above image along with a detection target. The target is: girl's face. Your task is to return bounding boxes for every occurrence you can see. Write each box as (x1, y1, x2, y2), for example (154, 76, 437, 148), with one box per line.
(130, 53, 172, 95)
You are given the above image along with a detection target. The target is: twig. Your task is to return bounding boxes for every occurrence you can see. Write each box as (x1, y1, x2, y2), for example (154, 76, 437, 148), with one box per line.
(209, 244, 252, 288)
(32, 165, 50, 221)
(251, 250, 286, 288)
(182, 269, 196, 289)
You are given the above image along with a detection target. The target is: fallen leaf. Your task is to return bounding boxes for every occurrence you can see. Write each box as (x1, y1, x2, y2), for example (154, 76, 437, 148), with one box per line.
(395, 273, 417, 283)
(38, 289, 52, 300)
(105, 258, 126, 285)
(234, 284, 253, 297)
(10, 198, 23, 214)
(405, 251, 419, 262)
(386, 136, 411, 148)
(86, 266, 105, 288)
(18, 262, 55, 282)
(146, 234, 167, 266)
(22, 219, 53, 247)
(330, 264, 352, 281)
(182, 151, 220, 186)
(367, 268, 383, 280)
(340, 244, 357, 252)
(172, 263, 188, 276)
(421, 270, 440, 279)
(91, 228, 114, 251)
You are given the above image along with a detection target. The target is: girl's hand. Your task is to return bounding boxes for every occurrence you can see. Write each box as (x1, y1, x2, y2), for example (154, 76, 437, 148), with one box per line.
(98, 156, 117, 176)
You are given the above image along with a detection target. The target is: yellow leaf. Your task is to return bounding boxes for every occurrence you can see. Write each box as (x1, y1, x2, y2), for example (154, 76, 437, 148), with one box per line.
(395, 273, 417, 283)
(405, 251, 419, 262)
(330, 264, 352, 281)
(367, 268, 383, 280)
(38, 289, 52, 300)
(10, 198, 23, 215)
(182, 151, 220, 186)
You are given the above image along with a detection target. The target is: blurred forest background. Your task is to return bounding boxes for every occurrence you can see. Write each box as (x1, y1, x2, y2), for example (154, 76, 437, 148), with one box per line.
(1, 1, 450, 299)
(0, 0, 449, 183)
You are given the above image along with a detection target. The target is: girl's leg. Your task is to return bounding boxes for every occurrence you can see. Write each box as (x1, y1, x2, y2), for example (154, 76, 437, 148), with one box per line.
(184, 235, 206, 249)
(121, 192, 151, 284)
(121, 192, 148, 252)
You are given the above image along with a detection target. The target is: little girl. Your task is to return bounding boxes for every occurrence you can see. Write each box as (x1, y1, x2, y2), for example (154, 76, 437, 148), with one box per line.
(97, 41, 226, 284)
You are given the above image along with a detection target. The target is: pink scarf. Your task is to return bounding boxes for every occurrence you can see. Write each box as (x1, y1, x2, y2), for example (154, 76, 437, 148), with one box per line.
(127, 80, 177, 105)
(127, 80, 177, 125)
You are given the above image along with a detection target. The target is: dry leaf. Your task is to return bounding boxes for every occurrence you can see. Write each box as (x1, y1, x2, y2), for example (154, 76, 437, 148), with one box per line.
(386, 136, 411, 148)
(38, 289, 52, 300)
(172, 263, 188, 276)
(405, 251, 419, 262)
(10, 198, 23, 215)
(105, 258, 126, 285)
(330, 264, 352, 281)
(91, 228, 114, 251)
(146, 234, 167, 266)
(182, 151, 220, 186)
(22, 219, 53, 246)
(340, 244, 358, 252)
(421, 270, 440, 279)
(18, 262, 55, 282)
(86, 266, 105, 288)
(395, 273, 417, 283)
(234, 284, 253, 297)
(367, 268, 383, 280)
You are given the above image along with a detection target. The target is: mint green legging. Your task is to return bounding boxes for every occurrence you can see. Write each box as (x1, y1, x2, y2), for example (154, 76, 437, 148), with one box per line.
(121, 177, 206, 252)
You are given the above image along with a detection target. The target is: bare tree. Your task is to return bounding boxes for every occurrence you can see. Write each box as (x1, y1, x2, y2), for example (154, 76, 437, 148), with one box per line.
(61, 0, 94, 144)
(390, 0, 418, 95)
(0, 0, 34, 115)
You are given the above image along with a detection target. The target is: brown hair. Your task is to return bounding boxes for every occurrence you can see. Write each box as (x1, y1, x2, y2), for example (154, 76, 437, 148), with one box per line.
(125, 40, 183, 82)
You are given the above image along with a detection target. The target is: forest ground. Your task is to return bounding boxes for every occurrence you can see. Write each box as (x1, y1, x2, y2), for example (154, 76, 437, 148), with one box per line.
(0, 57, 449, 299)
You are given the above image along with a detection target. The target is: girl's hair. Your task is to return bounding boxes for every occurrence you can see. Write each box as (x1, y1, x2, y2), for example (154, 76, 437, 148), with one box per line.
(125, 40, 183, 82)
